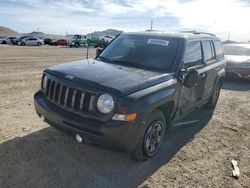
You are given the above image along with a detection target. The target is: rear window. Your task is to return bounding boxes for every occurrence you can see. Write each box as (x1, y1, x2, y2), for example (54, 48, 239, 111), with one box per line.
(213, 40, 224, 60)
(224, 45, 250, 56)
(202, 41, 215, 62)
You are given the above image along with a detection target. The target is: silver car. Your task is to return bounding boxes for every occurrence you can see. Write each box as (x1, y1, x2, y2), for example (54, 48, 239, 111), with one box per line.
(1, 36, 18, 44)
(18, 37, 44, 46)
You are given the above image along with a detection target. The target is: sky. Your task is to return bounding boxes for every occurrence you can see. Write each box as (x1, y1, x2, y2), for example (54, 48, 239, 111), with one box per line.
(0, 0, 250, 41)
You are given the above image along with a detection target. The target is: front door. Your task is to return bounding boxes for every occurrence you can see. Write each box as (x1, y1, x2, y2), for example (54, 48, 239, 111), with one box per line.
(179, 40, 207, 116)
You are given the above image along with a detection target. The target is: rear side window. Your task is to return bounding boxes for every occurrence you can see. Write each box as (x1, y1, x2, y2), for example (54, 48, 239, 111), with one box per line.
(202, 40, 215, 62)
(183, 41, 202, 67)
(213, 40, 224, 60)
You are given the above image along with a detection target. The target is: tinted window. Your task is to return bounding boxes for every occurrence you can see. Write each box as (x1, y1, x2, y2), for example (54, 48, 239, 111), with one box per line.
(202, 41, 214, 62)
(99, 35, 180, 72)
(224, 45, 250, 56)
(183, 41, 202, 67)
(214, 40, 224, 60)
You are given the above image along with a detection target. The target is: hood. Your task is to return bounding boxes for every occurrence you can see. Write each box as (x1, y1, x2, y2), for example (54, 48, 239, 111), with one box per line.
(45, 59, 174, 96)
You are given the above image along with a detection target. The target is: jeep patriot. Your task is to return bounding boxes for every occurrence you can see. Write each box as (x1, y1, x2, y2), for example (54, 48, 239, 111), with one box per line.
(34, 31, 226, 161)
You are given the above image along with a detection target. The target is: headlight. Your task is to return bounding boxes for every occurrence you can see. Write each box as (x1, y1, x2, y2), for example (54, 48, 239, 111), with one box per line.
(97, 94, 114, 113)
(42, 75, 48, 90)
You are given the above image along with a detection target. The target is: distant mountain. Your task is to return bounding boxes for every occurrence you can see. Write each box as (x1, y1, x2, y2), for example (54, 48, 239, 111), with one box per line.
(0, 26, 122, 39)
(0, 26, 20, 37)
(87, 29, 123, 37)
(21, 31, 63, 39)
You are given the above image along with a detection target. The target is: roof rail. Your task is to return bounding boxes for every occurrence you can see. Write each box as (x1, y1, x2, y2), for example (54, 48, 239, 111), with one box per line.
(180, 30, 216, 36)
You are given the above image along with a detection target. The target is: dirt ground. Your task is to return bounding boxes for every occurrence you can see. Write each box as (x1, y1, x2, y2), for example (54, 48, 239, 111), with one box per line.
(0, 45, 249, 188)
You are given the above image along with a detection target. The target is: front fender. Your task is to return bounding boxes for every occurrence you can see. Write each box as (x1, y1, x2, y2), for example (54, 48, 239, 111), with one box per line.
(116, 79, 178, 118)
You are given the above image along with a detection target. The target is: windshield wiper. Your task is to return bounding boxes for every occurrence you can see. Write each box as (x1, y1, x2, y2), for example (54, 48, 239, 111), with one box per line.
(97, 56, 112, 63)
(111, 60, 145, 69)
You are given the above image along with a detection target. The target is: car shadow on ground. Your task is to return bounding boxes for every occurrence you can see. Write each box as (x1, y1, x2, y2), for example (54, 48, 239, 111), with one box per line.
(222, 78, 250, 91)
(0, 108, 214, 188)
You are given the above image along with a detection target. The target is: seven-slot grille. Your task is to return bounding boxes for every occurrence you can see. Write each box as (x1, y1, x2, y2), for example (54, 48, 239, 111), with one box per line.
(44, 78, 95, 113)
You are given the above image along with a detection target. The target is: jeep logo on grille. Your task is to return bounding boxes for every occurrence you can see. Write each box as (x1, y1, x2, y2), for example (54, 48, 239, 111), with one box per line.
(65, 75, 74, 80)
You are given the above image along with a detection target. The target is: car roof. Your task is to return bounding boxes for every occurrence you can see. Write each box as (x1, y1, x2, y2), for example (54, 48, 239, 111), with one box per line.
(122, 31, 220, 41)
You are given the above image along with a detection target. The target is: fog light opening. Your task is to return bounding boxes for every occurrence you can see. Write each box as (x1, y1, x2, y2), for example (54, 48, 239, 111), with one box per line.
(75, 134, 83, 143)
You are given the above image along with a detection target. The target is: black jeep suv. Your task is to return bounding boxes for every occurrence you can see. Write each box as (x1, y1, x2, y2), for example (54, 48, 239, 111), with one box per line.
(34, 31, 225, 161)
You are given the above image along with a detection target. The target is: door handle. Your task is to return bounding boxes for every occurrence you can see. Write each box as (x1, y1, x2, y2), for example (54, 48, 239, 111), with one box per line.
(200, 73, 207, 78)
(214, 67, 220, 71)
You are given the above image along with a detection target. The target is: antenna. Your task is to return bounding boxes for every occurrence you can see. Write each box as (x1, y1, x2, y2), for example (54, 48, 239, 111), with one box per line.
(86, 44, 89, 59)
(227, 33, 231, 42)
(150, 20, 153, 30)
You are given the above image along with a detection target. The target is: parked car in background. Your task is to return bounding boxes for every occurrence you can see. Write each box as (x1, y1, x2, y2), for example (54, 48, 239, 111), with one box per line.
(68, 35, 87, 47)
(1, 36, 18, 44)
(18, 37, 44, 46)
(12, 36, 32, 45)
(0, 36, 6, 44)
(43, 38, 52, 45)
(68, 34, 100, 47)
(224, 43, 250, 80)
(50, 39, 68, 46)
(98, 35, 114, 43)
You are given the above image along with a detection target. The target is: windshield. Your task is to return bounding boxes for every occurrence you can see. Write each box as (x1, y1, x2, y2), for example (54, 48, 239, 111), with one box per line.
(224, 45, 250, 56)
(73, 35, 80, 39)
(97, 35, 180, 72)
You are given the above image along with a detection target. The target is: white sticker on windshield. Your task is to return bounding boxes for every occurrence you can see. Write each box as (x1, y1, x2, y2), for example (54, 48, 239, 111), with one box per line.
(147, 39, 169, 46)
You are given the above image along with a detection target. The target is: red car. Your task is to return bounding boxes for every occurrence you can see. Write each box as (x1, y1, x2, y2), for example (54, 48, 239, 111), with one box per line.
(224, 43, 250, 80)
(50, 39, 68, 46)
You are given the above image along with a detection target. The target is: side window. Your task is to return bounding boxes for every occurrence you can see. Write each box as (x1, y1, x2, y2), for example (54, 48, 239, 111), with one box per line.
(202, 40, 214, 62)
(183, 41, 202, 67)
(213, 40, 224, 60)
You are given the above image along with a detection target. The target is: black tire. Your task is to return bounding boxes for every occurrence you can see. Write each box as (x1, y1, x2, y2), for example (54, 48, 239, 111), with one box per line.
(130, 110, 166, 162)
(204, 81, 221, 109)
(37, 42, 41, 46)
(21, 42, 25, 46)
(75, 43, 80, 47)
(2, 41, 7, 44)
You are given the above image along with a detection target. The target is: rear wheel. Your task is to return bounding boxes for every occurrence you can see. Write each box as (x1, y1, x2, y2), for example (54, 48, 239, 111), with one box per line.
(2, 41, 6, 44)
(21, 42, 25, 46)
(130, 110, 166, 161)
(205, 81, 221, 109)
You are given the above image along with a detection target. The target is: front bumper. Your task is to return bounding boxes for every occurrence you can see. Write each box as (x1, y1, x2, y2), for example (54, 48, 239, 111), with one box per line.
(34, 91, 143, 152)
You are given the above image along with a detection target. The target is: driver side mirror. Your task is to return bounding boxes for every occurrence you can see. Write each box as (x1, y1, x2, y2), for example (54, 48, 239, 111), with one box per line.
(96, 47, 103, 57)
(183, 69, 200, 88)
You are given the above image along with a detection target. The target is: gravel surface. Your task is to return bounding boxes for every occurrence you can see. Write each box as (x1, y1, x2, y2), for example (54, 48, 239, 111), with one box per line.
(0, 45, 249, 188)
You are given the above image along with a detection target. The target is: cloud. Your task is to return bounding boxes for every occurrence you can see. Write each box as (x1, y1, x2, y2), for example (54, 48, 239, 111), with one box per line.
(0, 0, 250, 41)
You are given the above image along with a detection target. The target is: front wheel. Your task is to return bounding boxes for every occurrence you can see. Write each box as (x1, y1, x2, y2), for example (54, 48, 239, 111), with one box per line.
(21, 42, 25, 46)
(37, 42, 41, 46)
(204, 81, 221, 109)
(130, 110, 166, 161)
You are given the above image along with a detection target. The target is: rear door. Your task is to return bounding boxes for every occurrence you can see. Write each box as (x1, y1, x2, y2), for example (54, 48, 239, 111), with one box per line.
(179, 40, 208, 116)
(201, 40, 217, 99)
(26, 38, 32, 45)
(202, 40, 225, 99)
